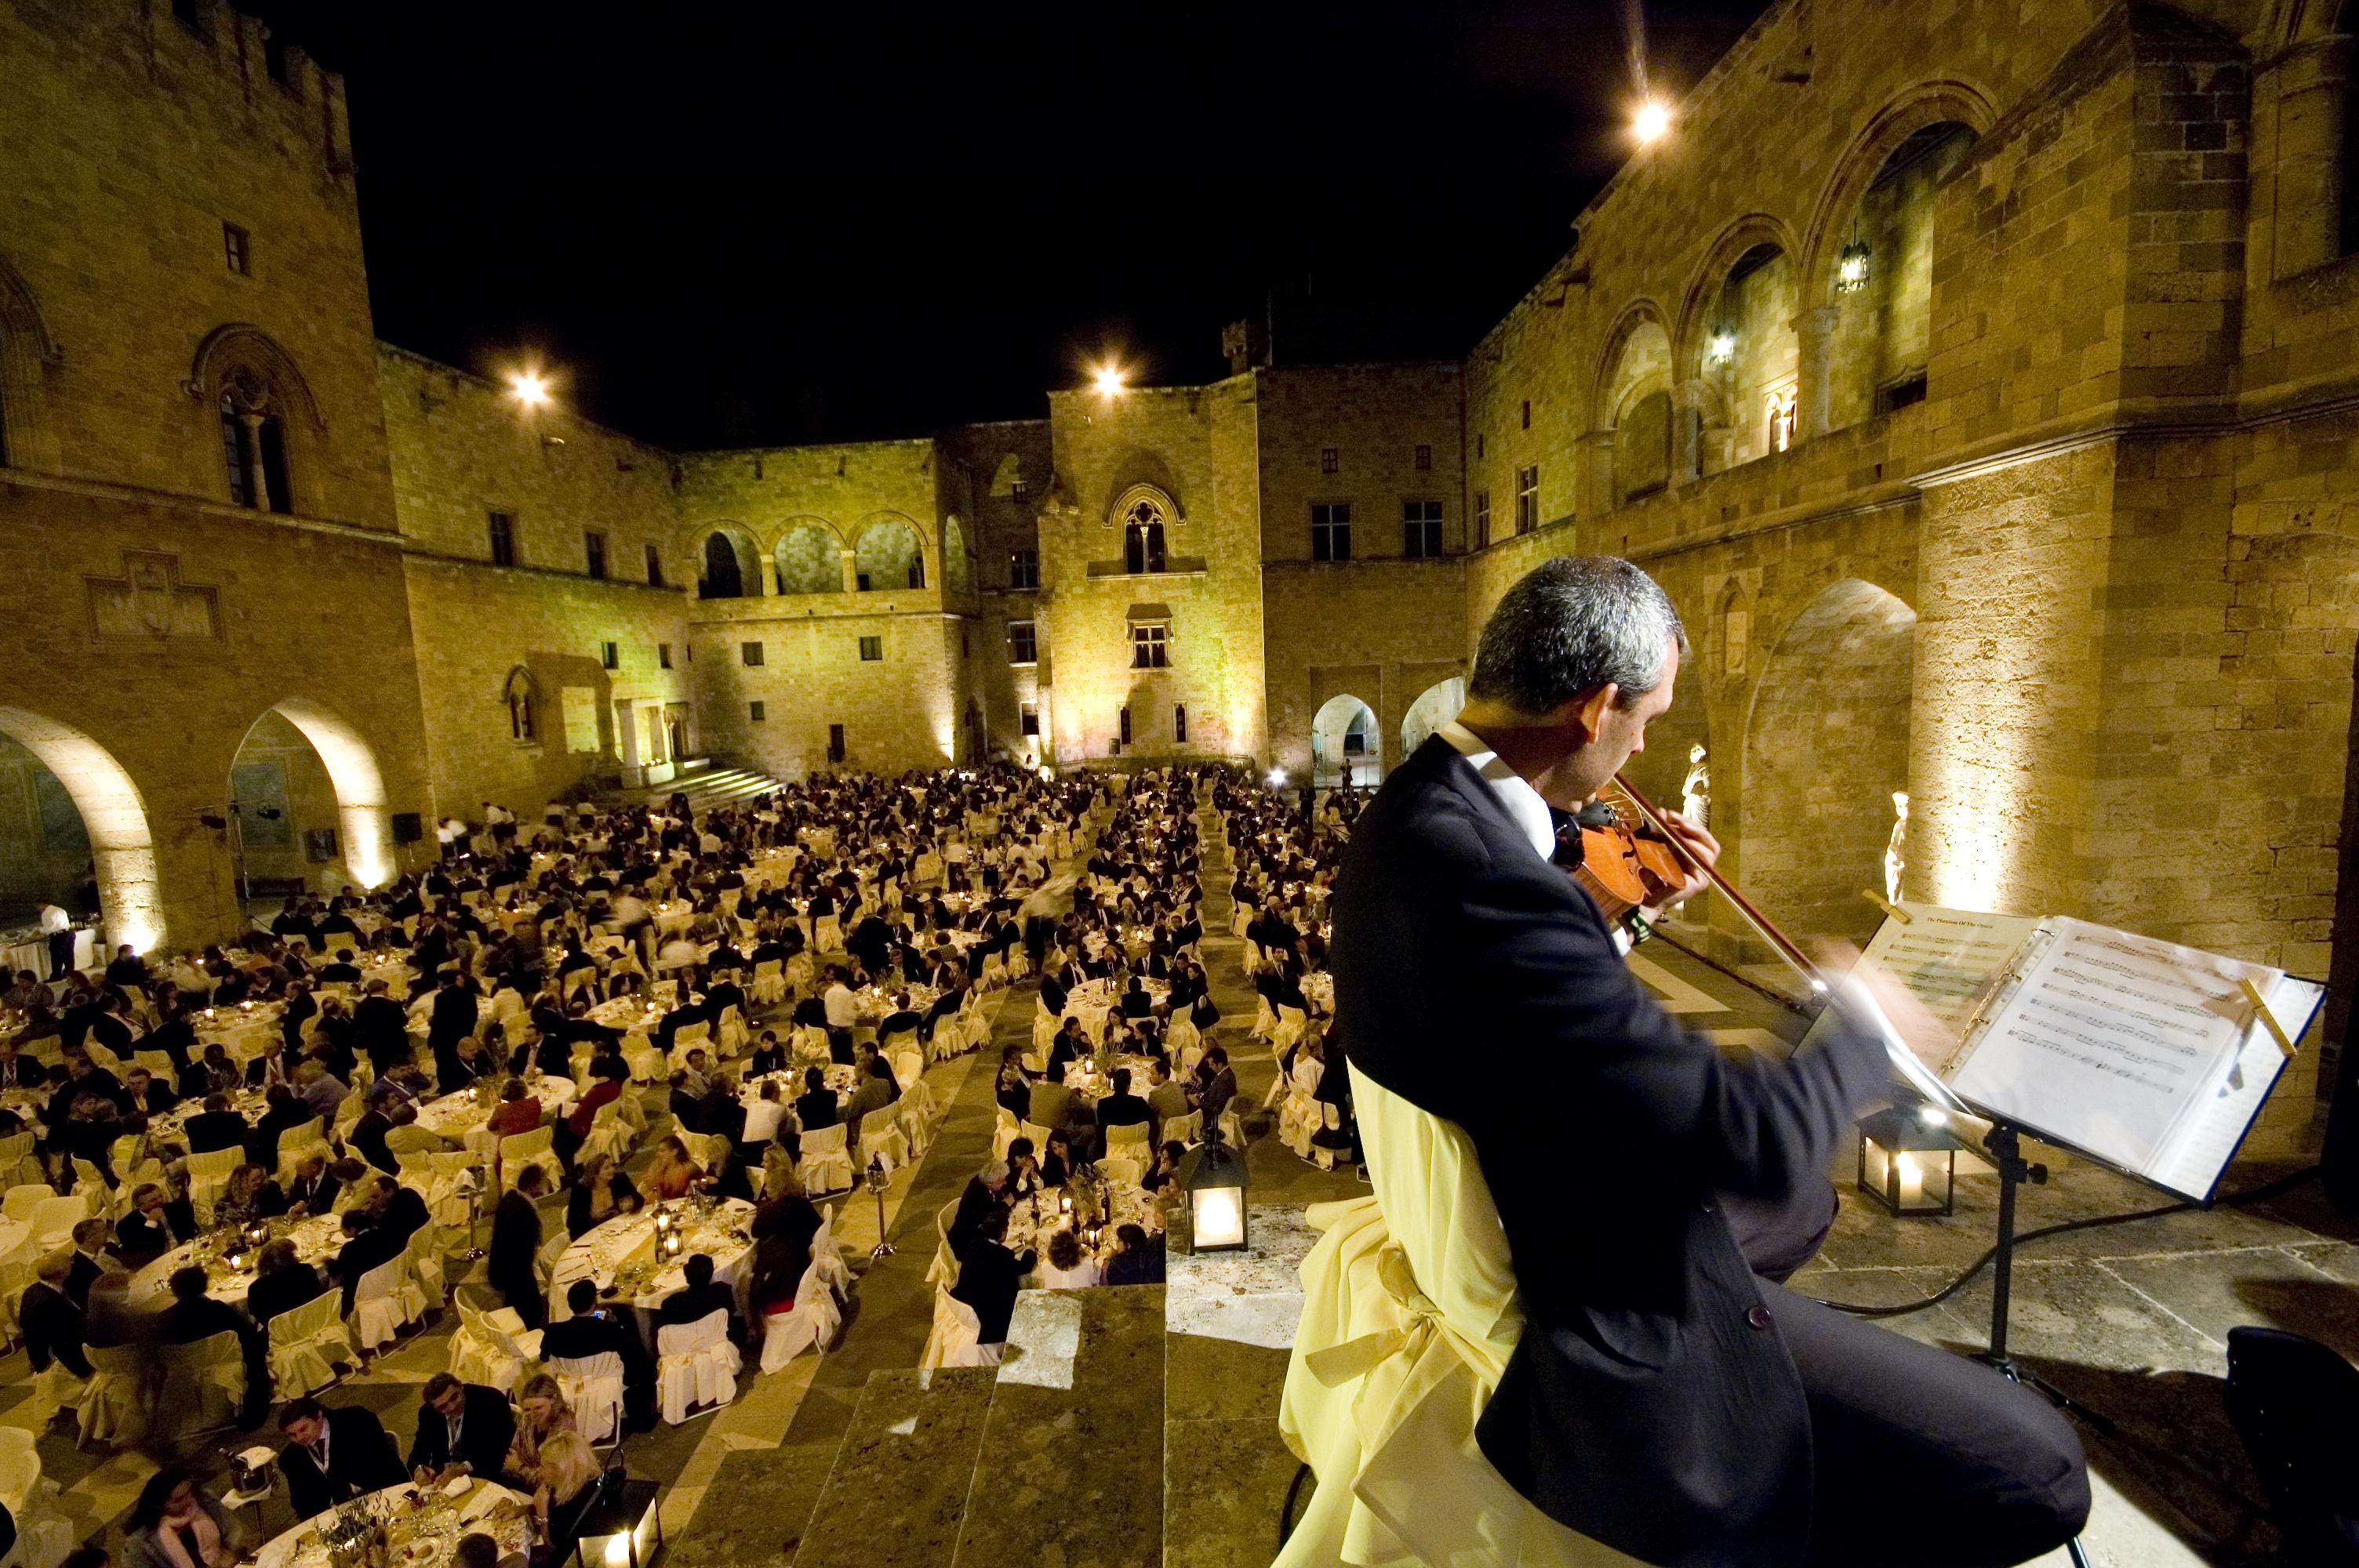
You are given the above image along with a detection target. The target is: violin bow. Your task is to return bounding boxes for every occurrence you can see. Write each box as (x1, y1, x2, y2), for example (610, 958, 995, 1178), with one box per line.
(1609, 771, 1827, 994)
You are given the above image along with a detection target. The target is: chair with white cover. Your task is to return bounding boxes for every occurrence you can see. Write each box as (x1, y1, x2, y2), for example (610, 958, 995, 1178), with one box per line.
(1165, 1013, 1201, 1062)
(1, 1185, 49, 1226)
(534, 1225, 572, 1289)
(677, 1131, 731, 1176)
(496, 1127, 561, 1198)
(798, 1121, 854, 1194)
(880, 1035, 922, 1087)
(66, 1160, 123, 1221)
(349, 1252, 427, 1352)
(855, 1106, 911, 1178)
(576, 1098, 632, 1171)
(1274, 1063, 1634, 1568)
(1020, 1120, 1055, 1156)
(405, 1227, 449, 1308)
(274, 1116, 332, 1182)
(76, 1341, 150, 1448)
(0, 1423, 75, 1568)
(655, 1308, 740, 1424)
(716, 1005, 749, 1054)
(1103, 1121, 1153, 1164)
(184, 1147, 243, 1225)
(897, 1083, 938, 1160)
(809, 1202, 854, 1301)
(990, 1108, 1020, 1164)
(749, 961, 787, 1007)
(154, 1329, 246, 1439)
(666, 1021, 711, 1075)
(918, 1284, 999, 1370)
(813, 915, 841, 954)
(29, 1195, 89, 1252)
(0, 1131, 39, 1191)
(923, 1200, 960, 1287)
(758, 1258, 840, 1371)
(397, 1151, 480, 1233)
(1161, 1109, 1202, 1148)
(547, 1350, 627, 1445)
(446, 1300, 537, 1394)
(266, 1290, 358, 1399)
(785, 953, 816, 994)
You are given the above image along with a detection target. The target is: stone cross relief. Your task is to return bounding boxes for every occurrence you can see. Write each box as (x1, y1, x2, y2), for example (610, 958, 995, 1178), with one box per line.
(84, 549, 220, 641)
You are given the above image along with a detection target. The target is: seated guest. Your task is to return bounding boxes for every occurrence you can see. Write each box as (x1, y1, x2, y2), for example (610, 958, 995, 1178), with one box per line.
(118, 1466, 252, 1568)
(244, 1238, 325, 1330)
(505, 1375, 578, 1490)
(283, 1152, 340, 1218)
(532, 1431, 606, 1562)
(1094, 1068, 1152, 1138)
(698, 1073, 746, 1146)
(158, 1265, 268, 1421)
(948, 1160, 1009, 1262)
(278, 1397, 407, 1519)
(1104, 1222, 1165, 1287)
(122, 1067, 176, 1116)
(642, 1135, 703, 1202)
(740, 1079, 785, 1155)
(318, 948, 364, 985)
(994, 1058, 1030, 1122)
(295, 1060, 347, 1123)
(1140, 1141, 1187, 1197)
(1146, 1058, 1191, 1130)
(655, 1250, 741, 1345)
(1190, 1045, 1238, 1123)
(369, 1174, 431, 1243)
(242, 1036, 293, 1091)
(406, 1372, 518, 1485)
(949, 1207, 1032, 1348)
(23, 1247, 91, 1384)
(1039, 1128, 1078, 1189)
(841, 1055, 896, 1131)
(792, 1067, 838, 1132)
(747, 1031, 786, 1077)
(176, 1043, 242, 1102)
(541, 1279, 654, 1429)
(214, 1163, 288, 1230)
(330, 1210, 406, 1315)
(489, 1164, 551, 1328)
(565, 1153, 640, 1239)
(348, 1094, 397, 1174)
(1119, 976, 1152, 1019)
(1040, 1228, 1102, 1290)
(438, 1035, 490, 1094)
(114, 1182, 197, 1262)
(245, 1084, 314, 1168)
(554, 1058, 626, 1167)
(488, 1078, 543, 1138)
(67, 1218, 125, 1308)
(180, 1094, 248, 1156)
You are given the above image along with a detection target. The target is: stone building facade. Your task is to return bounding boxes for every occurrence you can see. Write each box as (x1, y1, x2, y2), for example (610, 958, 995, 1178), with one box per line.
(12, 0, 2359, 1142)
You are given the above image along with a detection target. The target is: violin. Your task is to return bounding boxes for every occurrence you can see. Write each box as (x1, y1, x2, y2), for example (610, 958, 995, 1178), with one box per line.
(1601, 772, 1827, 993)
(1569, 786, 1692, 925)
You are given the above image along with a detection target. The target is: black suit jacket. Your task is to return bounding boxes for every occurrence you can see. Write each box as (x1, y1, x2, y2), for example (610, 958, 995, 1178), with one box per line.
(245, 1262, 325, 1330)
(405, 1383, 517, 1478)
(114, 1200, 198, 1261)
(1329, 735, 1885, 1568)
(183, 1109, 251, 1155)
(332, 1226, 408, 1314)
(20, 1280, 89, 1377)
(353, 996, 411, 1067)
(282, 1405, 407, 1519)
(654, 1282, 739, 1343)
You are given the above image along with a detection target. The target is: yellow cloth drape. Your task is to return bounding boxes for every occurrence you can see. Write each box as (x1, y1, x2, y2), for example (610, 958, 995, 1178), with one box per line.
(1276, 1065, 1649, 1568)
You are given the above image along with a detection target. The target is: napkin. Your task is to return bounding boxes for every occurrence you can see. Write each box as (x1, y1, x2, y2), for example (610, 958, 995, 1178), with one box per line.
(443, 1475, 474, 1500)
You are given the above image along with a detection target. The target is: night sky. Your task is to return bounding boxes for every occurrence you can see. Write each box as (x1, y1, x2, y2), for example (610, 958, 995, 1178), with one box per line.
(274, 1, 1771, 448)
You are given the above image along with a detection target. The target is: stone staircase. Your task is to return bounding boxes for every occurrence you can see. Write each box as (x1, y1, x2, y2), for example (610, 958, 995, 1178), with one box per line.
(624, 760, 786, 815)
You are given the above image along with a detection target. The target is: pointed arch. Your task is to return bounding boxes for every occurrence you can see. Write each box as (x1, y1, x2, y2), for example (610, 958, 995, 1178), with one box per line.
(183, 323, 327, 431)
(262, 697, 394, 889)
(0, 249, 62, 471)
(1800, 83, 1997, 303)
(0, 706, 163, 953)
(1673, 214, 1805, 374)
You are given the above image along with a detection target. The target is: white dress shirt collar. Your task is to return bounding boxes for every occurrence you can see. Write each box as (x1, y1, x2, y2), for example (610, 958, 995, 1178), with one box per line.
(1437, 722, 1558, 864)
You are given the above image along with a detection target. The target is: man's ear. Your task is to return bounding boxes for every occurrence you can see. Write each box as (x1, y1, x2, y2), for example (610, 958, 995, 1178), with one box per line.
(1554, 684, 1620, 742)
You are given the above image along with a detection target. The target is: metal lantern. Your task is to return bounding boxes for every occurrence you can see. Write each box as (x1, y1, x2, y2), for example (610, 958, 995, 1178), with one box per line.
(1174, 1122, 1250, 1254)
(572, 1475, 664, 1568)
(1837, 237, 1871, 293)
(1857, 1107, 1957, 1217)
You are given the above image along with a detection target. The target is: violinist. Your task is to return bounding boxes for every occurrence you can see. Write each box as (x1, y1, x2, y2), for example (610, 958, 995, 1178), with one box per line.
(1330, 555, 2087, 1568)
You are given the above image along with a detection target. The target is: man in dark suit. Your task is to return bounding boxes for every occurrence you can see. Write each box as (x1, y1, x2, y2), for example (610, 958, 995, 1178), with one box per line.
(283, 1153, 342, 1218)
(948, 1207, 1031, 1346)
(1329, 557, 2087, 1568)
(278, 1397, 407, 1519)
(21, 1249, 89, 1381)
(349, 1093, 398, 1174)
(1093, 1069, 1152, 1141)
(488, 1165, 550, 1328)
(354, 981, 413, 1075)
(0, 1040, 47, 1094)
(182, 1094, 250, 1156)
(542, 1279, 655, 1429)
(329, 1210, 406, 1315)
(365, 1174, 430, 1245)
(654, 1251, 740, 1346)
(113, 1182, 198, 1262)
(947, 1161, 1008, 1263)
(406, 1373, 517, 1483)
(158, 1265, 269, 1422)
(122, 1067, 176, 1116)
(427, 972, 479, 1083)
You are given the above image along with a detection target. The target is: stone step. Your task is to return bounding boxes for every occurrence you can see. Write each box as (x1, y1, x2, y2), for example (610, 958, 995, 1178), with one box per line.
(948, 1283, 1169, 1566)
(792, 1366, 1000, 1568)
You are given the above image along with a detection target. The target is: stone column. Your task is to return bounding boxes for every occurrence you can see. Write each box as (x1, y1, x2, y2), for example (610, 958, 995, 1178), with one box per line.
(2267, 36, 2350, 279)
(1580, 429, 1618, 517)
(758, 553, 779, 596)
(1673, 378, 1708, 484)
(239, 411, 271, 510)
(839, 547, 860, 594)
(1799, 305, 1839, 441)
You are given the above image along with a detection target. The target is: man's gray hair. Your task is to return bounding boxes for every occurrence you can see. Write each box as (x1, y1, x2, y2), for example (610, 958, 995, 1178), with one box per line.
(1468, 556, 1687, 713)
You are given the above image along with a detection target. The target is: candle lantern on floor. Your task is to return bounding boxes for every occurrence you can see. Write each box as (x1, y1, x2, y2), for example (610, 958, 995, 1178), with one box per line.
(1173, 1120, 1249, 1254)
(571, 1475, 663, 1568)
(1856, 1108, 1957, 1218)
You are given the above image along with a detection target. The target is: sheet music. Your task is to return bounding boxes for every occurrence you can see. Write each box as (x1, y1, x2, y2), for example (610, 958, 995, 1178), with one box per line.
(2143, 970, 2324, 1199)
(1948, 916, 2279, 1181)
(1858, 902, 2042, 1074)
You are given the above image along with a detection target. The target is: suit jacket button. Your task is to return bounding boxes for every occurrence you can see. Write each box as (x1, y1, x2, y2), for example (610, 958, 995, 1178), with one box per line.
(1745, 1305, 1773, 1330)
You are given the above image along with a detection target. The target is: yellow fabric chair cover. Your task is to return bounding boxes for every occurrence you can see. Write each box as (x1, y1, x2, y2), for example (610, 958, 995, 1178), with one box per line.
(1276, 1064, 1644, 1568)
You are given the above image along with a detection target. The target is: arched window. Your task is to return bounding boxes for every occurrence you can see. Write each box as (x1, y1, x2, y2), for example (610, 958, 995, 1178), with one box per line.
(503, 667, 537, 743)
(218, 370, 292, 514)
(1122, 498, 1167, 574)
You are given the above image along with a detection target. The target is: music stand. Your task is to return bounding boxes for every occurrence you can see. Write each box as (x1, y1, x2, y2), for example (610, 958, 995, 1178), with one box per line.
(1982, 1120, 2110, 1568)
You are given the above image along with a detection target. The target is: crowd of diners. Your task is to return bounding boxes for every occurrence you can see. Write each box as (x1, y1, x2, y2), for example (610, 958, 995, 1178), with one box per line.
(0, 757, 1362, 1565)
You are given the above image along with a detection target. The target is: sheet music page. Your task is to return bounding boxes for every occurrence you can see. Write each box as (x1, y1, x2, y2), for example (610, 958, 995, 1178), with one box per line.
(1859, 902, 2043, 1074)
(1948, 916, 2279, 1178)
(2143, 971, 2324, 1200)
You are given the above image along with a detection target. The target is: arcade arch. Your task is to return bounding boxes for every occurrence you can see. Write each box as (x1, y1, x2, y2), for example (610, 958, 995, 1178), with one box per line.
(1310, 695, 1379, 790)
(854, 517, 926, 591)
(226, 699, 394, 904)
(773, 518, 842, 594)
(1399, 677, 1466, 758)
(1822, 121, 1977, 430)
(698, 526, 760, 599)
(0, 706, 163, 954)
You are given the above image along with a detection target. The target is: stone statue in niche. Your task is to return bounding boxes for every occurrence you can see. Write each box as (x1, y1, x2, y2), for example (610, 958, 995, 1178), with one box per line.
(1681, 743, 1710, 830)
(1885, 790, 1910, 904)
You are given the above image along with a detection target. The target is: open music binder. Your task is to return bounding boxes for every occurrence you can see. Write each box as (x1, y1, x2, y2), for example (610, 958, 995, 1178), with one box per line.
(1803, 902, 2327, 1203)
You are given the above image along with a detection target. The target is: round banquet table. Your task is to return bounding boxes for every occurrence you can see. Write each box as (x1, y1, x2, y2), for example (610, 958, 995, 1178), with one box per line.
(1004, 1178, 1165, 1279)
(255, 1476, 534, 1568)
(1062, 978, 1169, 1045)
(548, 1196, 756, 1343)
(193, 1003, 286, 1065)
(413, 1075, 577, 1155)
(127, 1210, 346, 1308)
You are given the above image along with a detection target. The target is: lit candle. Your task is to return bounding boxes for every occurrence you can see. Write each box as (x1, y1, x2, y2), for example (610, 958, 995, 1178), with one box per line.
(1896, 1153, 1925, 1208)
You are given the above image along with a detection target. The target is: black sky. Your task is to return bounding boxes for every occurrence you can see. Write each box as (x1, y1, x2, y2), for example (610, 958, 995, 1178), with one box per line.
(272, 1, 1771, 448)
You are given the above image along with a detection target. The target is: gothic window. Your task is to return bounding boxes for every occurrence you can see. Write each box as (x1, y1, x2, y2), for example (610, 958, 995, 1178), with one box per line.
(1131, 622, 1170, 670)
(217, 372, 291, 514)
(1122, 499, 1166, 574)
(503, 668, 537, 743)
(1474, 490, 1491, 548)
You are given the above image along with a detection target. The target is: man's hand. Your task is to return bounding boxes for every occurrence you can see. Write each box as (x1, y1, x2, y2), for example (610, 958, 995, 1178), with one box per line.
(1650, 807, 1721, 904)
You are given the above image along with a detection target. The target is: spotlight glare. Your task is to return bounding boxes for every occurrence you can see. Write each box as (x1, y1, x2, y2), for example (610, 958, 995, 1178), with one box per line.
(507, 370, 551, 408)
(1634, 100, 1673, 144)
(1092, 363, 1126, 398)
